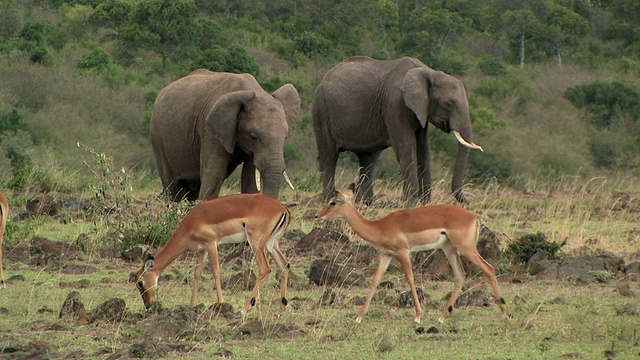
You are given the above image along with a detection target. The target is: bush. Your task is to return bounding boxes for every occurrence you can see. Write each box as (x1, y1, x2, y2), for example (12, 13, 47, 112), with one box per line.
(468, 150, 515, 182)
(477, 55, 507, 76)
(589, 132, 619, 168)
(194, 44, 261, 78)
(505, 232, 562, 264)
(564, 80, 640, 128)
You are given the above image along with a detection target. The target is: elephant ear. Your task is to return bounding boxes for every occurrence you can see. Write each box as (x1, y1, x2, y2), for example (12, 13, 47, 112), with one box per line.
(272, 83, 301, 138)
(401, 67, 437, 128)
(207, 90, 256, 154)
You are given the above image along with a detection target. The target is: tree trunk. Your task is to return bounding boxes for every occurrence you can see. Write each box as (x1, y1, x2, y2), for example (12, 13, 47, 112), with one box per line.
(519, 34, 525, 69)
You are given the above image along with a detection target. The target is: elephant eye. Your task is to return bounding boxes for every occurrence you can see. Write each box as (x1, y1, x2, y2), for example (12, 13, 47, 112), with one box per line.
(249, 132, 258, 141)
(446, 101, 454, 109)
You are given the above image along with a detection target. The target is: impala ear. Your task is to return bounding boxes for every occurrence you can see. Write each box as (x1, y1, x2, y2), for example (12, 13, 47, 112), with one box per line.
(144, 259, 154, 272)
(340, 189, 354, 201)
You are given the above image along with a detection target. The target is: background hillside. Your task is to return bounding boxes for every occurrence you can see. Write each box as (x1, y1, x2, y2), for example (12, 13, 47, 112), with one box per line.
(1, 0, 640, 197)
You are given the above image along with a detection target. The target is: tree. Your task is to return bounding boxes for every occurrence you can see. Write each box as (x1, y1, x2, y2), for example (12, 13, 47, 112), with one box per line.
(398, 6, 470, 69)
(501, 9, 544, 68)
(89, 0, 135, 39)
(119, 0, 198, 73)
(377, 0, 398, 58)
(545, 3, 589, 67)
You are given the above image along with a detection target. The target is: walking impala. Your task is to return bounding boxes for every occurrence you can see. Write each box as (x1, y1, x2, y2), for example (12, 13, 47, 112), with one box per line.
(318, 191, 505, 323)
(133, 193, 291, 315)
(0, 191, 7, 288)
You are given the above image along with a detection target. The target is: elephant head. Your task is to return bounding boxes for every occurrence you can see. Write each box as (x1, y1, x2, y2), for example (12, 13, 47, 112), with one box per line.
(401, 67, 482, 202)
(207, 84, 301, 199)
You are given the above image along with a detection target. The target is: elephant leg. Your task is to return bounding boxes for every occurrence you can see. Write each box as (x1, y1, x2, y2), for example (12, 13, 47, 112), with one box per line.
(355, 151, 380, 205)
(317, 147, 339, 203)
(199, 152, 228, 200)
(393, 141, 420, 204)
(240, 162, 259, 193)
(416, 127, 432, 203)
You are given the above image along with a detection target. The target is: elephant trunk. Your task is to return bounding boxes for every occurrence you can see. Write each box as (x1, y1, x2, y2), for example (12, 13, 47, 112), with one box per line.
(451, 122, 476, 203)
(257, 158, 286, 199)
(452, 143, 470, 203)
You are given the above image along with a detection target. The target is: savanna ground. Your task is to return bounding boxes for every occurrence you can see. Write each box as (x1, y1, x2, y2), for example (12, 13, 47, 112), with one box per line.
(0, 171, 639, 359)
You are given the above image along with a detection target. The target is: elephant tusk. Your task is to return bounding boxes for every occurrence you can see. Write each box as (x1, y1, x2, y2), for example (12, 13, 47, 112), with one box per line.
(283, 171, 295, 190)
(255, 168, 262, 192)
(453, 131, 484, 152)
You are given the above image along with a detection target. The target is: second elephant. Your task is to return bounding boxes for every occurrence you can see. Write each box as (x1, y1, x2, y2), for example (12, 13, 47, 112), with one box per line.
(312, 56, 483, 205)
(150, 69, 301, 201)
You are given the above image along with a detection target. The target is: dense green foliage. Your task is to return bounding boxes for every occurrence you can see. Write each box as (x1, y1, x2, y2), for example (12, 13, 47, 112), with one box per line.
(1, 0, 640, 194)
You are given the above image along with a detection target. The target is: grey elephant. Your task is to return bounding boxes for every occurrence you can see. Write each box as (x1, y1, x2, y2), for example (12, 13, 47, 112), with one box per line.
(312, 56, 482, 205)
(150, 69, 301, 201)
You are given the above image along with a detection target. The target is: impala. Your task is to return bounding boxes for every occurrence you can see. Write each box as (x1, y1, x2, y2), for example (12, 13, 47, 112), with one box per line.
(133, 193, 291, 315)
(0, 191, 7, 288)
(318, 191, 505, 323)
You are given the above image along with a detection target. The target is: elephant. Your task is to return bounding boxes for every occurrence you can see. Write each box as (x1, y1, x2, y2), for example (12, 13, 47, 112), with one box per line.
(312, 56, 483, 205)
(150, 69, 301, 201)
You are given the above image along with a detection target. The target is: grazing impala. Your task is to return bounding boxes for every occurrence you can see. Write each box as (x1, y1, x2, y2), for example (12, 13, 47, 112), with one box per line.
(0, 191, 7, 288)
(133, 193, 291, 315)
(318, 191, 505, 323)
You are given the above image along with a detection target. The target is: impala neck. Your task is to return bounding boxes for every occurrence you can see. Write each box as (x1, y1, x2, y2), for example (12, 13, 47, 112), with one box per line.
(149, 238, 184, 276)
(340, 204, 384, 247)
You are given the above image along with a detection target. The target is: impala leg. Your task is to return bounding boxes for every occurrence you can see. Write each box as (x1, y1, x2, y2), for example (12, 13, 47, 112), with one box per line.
(0, 243, 4, 289)
(267, 243, 290, 310)
(189, 250, 206, 307)
(357, 254, 391, 323)
(206, 244, 224, 304)
(461, 249, 505, 313)
(243, 246, 271, 315)
(397, 251, 423, 323)
(440, 244, 466, 323)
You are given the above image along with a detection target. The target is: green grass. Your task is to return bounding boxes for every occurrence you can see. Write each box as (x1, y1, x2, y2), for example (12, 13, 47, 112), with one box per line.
(0, 174, 639, 359)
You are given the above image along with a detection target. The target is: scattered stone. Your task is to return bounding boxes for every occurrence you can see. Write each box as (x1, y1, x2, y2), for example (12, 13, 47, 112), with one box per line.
(308, 258, 365, 287)
(223, 270, 257, 292)
(615, 282, 636, 297)
(213, 347, 234, 358)
(453, 289, 493, 308)
(6, 274, 26, 283)
(89, 298, 126, 324)
(59, 291, 87, 321)
(208, 302, 235, 319)
(616, 303, 639, 316)
(239, 319, 264, 336)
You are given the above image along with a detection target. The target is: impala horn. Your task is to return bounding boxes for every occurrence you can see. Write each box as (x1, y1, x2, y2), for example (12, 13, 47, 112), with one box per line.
(453, 131, 484, 152)
(283, 171, 295, 190)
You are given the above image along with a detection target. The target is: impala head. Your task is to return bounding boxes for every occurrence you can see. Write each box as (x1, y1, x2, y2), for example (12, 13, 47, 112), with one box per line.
(318, 190, 354, 220)
(133, 257, 157, 309)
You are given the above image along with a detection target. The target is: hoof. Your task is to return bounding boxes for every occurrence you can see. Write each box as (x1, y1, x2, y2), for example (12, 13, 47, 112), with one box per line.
(437, 316, 445, 324)
(414, 317, 421, 324)
(355, 316, 362, 324)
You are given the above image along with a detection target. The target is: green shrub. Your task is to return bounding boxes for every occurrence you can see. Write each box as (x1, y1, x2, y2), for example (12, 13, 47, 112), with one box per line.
(0, 109, 29, 134)
(193, 44, 261, 78)
(79, 142, 188, 252)
(589, 132, 619, 168)
(477, 55, 507, 76)
(77, 47, 114, 72)
(505, 232, 562, 264)
(468, 150, 515, 182)
(564, 80, 640, 128)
